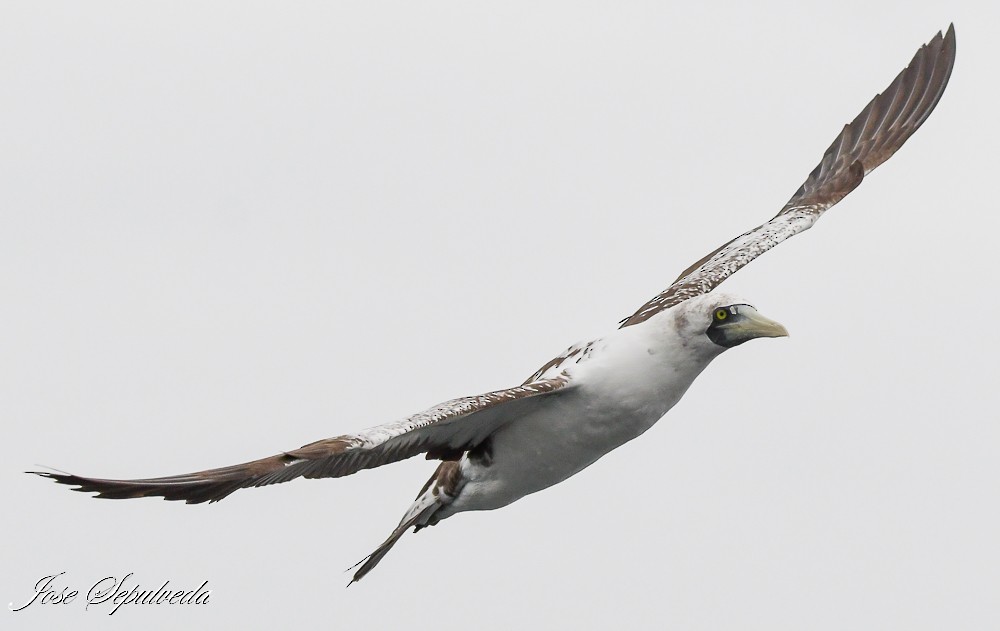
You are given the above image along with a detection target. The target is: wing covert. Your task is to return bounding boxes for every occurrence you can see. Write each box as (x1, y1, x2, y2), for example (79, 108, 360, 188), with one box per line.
(621, 25, 955, 327)
(32, 376, 571, 504)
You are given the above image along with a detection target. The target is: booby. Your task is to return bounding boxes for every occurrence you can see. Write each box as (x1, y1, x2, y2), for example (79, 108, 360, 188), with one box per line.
(33, 26, 956, 583)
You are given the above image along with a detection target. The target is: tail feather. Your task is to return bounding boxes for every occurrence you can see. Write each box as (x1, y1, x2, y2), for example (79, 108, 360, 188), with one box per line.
(348, 501, 439, 585)
(349, 461, 463, 584)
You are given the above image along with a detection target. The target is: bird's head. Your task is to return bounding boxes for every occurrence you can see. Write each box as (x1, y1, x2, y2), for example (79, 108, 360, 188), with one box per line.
(667, 292, 789, 354)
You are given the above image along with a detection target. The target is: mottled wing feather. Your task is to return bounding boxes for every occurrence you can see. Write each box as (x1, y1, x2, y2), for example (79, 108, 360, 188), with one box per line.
(32, 377, 570, 504)
(620, 25, 955, 327)
(522, 340, 593, 384)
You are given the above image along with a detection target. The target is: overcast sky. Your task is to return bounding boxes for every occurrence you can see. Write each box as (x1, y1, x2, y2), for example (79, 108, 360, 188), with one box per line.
(4, 2, 998, 629)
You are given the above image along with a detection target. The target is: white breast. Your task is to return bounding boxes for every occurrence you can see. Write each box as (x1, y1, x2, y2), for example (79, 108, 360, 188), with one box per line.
(447, 320, 721, 515)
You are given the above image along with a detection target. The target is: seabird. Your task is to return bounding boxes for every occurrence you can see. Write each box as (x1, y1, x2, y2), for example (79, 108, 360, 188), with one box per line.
(33, 26, 956, 583)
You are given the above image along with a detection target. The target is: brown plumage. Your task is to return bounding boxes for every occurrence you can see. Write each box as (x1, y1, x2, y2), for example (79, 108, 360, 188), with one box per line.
(348, 461, 463, 584)
(30, 376, 569, 504)
(621, 25, 956, 327)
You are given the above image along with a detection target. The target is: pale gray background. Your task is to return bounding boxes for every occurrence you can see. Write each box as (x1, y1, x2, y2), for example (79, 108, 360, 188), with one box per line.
(3, 1, 998, 629)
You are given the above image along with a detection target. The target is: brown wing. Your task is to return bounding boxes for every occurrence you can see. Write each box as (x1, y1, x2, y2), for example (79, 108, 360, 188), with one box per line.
(620, 25, 956, 327)
(31, 376, 570, 504)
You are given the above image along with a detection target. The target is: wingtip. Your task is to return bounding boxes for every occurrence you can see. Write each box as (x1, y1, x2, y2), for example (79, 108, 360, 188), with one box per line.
(930, 24, 956, 64)
(29, 469, 99, 496)
(28, 469, 69, 483)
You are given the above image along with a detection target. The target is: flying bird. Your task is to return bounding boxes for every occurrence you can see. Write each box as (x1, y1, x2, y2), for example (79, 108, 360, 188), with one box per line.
(33, 26, 956, 583)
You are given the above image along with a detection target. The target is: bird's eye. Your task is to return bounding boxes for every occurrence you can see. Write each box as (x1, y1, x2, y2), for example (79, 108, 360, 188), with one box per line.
(715, 309, 728, 321)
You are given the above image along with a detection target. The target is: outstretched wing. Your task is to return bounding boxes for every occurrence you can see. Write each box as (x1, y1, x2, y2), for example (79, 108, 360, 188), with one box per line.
(621, 25, 956, 327)
(32, 376, 571, 504)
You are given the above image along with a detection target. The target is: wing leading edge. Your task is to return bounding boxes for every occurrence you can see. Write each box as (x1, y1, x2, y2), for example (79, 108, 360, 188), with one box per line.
(621, 25, 956, 327)
(32, 376, 570, 504)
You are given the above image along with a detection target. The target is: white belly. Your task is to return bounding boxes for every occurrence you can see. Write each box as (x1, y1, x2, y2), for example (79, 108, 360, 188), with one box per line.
(444, 325, 718, 516)
(448, 397, 662, 513)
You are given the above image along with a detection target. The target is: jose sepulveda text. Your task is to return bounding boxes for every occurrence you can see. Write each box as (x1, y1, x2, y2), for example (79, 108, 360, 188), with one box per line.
(9, 572, 211, 615)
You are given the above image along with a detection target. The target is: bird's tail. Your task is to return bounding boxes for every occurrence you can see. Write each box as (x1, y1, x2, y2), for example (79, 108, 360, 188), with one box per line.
(348, 461, 462, 584)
